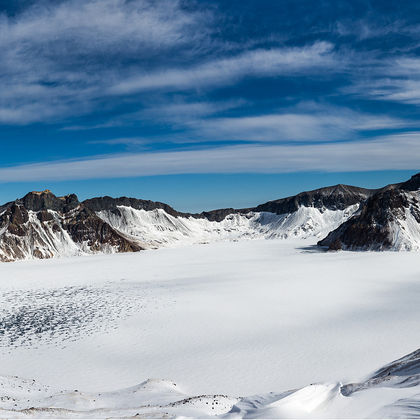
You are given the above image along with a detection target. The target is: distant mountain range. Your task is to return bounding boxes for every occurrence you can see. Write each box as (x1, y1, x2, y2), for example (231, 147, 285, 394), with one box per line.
(0, 172, 419, 261)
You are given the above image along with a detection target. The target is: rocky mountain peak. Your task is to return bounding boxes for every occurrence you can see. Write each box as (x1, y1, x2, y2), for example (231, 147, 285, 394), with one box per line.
(253, 184, 375, 215)
(31, 189, 52, 195)
(318, 174, 420, 251)
(400, 172, 420, 191)
(0, 191, 141, 262)
(1, 171, 420, 261)
(19, 191, 80, 213)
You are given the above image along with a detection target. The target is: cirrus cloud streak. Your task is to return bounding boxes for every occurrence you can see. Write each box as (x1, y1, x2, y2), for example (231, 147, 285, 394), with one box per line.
(0, 133, 419, 182)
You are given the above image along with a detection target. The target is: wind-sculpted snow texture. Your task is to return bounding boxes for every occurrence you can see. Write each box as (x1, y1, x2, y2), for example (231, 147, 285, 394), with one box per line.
(1, 348, 420, 418)
(0, 282, 151, 349)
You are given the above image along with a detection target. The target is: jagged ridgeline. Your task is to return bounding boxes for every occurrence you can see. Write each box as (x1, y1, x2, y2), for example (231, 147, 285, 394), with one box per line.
(0, 172, 419, 261)
(0, 190, 142, 262)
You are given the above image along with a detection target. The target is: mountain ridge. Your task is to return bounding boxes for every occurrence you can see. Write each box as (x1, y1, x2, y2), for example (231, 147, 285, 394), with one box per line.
(0, 190, 142, 262)
(83, 183, 376, 220)
(1, 173, 419, 261)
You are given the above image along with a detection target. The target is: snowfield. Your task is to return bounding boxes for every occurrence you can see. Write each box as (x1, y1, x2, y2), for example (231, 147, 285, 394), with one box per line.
(1, 239, 420, 418)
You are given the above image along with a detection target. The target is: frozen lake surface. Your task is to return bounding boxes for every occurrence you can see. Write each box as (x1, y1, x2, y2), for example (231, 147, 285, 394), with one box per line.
(0, 239, 420, 417)
(0, 240, 420, 417)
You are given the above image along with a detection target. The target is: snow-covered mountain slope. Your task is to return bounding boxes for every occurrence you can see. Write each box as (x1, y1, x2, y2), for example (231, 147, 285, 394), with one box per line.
(0, 184, 371, 262)
(4, 172, 420, 260)
(319, 173, 420, 251)
(88, 183, 372, 249)
(253, 183, 374, 214)
(2, 348, 420, 418)
(96, 204, 359, 248)
(8, 174, 420, 261)
(0, 191, 141, 262)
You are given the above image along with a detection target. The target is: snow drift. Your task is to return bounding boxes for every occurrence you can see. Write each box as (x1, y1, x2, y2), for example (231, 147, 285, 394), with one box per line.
(1, 348, 420, 418)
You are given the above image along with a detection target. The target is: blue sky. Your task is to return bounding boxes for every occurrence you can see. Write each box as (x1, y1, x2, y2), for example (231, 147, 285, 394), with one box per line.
(0, 0, 419, 211)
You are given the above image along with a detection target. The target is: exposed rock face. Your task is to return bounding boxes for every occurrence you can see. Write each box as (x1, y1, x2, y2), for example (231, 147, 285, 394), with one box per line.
(84, 184, 374, 223)
(84, 196, 189, 218)
(318, 173, 420, 251)
(192, 185, 373, 221)
(254, 184, 374, 214)
(3, 174, 419, 262)
(83, 184, 373, 249)
(195, 208, 239, 222)
(0, 191, 141, 262)
(400, 172, 420, 191)
(21, 190, 79, 212)
(84, 196, 236, 222)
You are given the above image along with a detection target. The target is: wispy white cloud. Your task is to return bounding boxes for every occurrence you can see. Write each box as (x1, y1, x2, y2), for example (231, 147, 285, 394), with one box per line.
(357, 79, 420, 105)
(0, 0, 344, 125)
(140, 99, 248, 120)
(106, 99, 247, 128)
(106, 102, 412, 144)
(108, 42, 339, 95)
(0, 2, 346, 125)
(0, 0, 207, 51)
(89, 137, 151, 146)
(0, 132, 419, 182)
(0, 0, 214, 124)
(345, 56, 420, 105)
(335, 19, 407, 41)
(183, 107, 410, 142)
(1, 0, 418, 161)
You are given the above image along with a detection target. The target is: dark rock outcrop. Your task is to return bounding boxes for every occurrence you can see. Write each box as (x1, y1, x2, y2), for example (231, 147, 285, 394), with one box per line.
(195, 208, 239, 222)
(21, 190, 79, 213)
(3, 173, 418, 261)
(192, 185, 374, 221)
(62, 206, 141, 253)
(192, 184, 374, 222)
(318, 173, 420, 251)
(0, 191, 142, 262)
(254, 184, 374, 215)
(83, 196, 189, 218)
(400, 172, 420, 192)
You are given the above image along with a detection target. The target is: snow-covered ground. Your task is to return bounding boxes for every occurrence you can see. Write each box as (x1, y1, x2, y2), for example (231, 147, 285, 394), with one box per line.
(1, 239, 420, 418)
